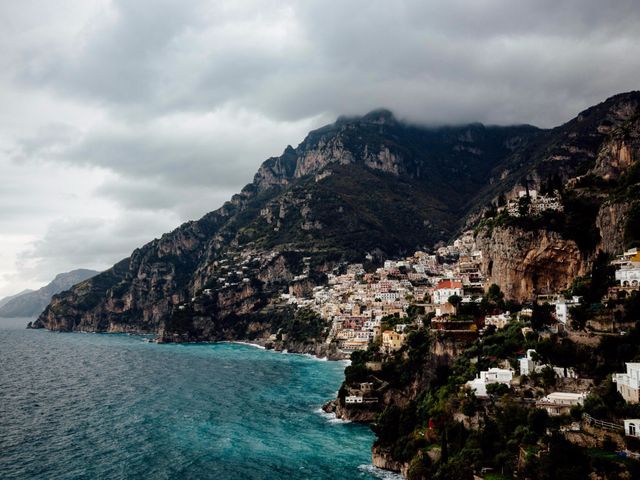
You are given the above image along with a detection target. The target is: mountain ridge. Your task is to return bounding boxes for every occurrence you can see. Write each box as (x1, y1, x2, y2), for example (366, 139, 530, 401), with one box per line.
(0, 269, 100, 318)
(32, 91, 640, 337)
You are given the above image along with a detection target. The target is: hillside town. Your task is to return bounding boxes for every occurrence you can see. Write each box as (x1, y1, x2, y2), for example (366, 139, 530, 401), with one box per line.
(286, 189, 640, 472)
(282, 228, 484, 353)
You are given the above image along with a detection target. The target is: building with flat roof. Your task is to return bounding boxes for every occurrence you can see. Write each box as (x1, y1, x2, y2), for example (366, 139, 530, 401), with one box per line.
(537, 392, 587, 416)
(613, 363, 640, 403)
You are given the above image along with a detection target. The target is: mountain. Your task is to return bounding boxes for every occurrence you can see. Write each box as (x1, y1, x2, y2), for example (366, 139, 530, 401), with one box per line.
(32, 92, 640, 339)
(0, 289, 33, 309)
(0, 269, 100, 318)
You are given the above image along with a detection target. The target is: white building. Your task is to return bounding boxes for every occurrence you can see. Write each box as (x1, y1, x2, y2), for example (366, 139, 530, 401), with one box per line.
(519, 349, 538, 376)
(465, 368, 514, 397)
(376, 292, 399, 302)
(485, 312, 511, 329)
(432, 279, 463, 305)
(537, 392, 587, 416)
(345, 395, 363, 404)
(554, 296, 581, 324)
(616, 266, 640, 288)
(613, 363, 640, 403)
(624, 419, 640, 438)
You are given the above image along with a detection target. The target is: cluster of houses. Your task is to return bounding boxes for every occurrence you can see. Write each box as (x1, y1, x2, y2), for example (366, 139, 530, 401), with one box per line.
(461, 350, 640, 457)
(282, 230, 487, 354)
(465, 348, 580, 414)
(501, 189, 563, 218)
(281, 241, 639, 358)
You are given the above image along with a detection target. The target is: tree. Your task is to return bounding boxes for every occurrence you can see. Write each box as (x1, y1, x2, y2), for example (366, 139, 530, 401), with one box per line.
(527, 408, 550, 436)
(448, 294, 462, 309)
(487, 284, 504, 304)
(517, 195, 531, 217)
(486, 383, 510, 396)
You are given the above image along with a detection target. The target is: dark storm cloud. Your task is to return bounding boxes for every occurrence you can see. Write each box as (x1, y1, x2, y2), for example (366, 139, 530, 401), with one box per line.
(17, 0, 640, 126)
(13, 0, 640, 210)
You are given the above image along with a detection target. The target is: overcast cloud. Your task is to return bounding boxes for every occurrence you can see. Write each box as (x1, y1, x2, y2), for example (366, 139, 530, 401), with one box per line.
(1, 0, 639, 297)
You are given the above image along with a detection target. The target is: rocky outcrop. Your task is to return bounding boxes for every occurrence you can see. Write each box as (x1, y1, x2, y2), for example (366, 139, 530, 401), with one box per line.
(372, 445, 409, 476)
(596, 202, 632, 255)
(268, 339, 346, 360)
(591, 115, 640, 181)
(322, 399, 379, 423)
(476, 226, 587, 302)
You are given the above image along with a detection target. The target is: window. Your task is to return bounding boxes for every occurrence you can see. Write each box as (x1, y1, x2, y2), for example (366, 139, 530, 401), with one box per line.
(629, 423, 637, 437)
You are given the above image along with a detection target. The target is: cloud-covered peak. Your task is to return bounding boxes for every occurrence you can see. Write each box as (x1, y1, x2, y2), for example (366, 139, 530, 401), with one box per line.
(1, 0, 640, 297)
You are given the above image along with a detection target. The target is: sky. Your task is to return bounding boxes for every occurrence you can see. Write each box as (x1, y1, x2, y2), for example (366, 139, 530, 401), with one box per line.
(1, 0, 640, 298)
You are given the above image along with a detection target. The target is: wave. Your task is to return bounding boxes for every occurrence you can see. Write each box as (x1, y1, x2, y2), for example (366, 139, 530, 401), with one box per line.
(358, 464, 404, 480)
(220, 341, 266, 350)
(301, 353, 328, 361)
(313, 407, 352, 424)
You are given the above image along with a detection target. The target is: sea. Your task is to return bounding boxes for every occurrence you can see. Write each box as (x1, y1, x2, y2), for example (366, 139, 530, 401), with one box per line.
(0, 318, 401, 480)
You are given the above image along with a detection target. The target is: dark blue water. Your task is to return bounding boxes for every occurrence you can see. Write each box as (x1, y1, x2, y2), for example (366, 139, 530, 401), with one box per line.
(0, 318, 397, 479)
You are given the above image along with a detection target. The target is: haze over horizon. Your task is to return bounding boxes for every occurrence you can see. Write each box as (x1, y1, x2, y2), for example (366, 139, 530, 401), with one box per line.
(2, 0, 640, 298)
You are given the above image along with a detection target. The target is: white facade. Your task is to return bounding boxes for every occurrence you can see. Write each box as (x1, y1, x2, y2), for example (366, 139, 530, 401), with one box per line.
(345, 395, 363, 404)
(376, 292, 399, 302)
(518, 349, 576, 378)
(519, 349, 538, 375)
(624, 419, 640, 438)
(433, 286, 463, 305)
(554, 296, 581, 324)
(465, 368, 514, 397)
(538, 392, 587, 416)
(485, 312, 511, 329)
(483, 368, 514, 383)
(613, 363, 640, 404)
(616, 266, 640, 288)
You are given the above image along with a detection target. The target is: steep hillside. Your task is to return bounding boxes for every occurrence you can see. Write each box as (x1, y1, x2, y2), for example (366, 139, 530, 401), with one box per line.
(32, 92, 640, 336)
(474, 92, 640, 301)
(0, 269, 99, 317)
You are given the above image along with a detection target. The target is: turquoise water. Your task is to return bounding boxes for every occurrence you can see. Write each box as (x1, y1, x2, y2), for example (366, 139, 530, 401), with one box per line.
(0, 318, 395, 479)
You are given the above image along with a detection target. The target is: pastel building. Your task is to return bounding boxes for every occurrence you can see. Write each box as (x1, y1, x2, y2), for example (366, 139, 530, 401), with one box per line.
(381, 330, 405, 354)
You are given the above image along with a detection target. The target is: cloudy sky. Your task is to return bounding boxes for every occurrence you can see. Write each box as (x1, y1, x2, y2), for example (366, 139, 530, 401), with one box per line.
(1, 0, 639, 298)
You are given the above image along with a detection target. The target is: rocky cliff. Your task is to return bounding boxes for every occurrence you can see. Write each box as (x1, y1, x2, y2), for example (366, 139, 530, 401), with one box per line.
(476, 226, 586, 302)
(474, 93, 640, 300)
(33, 92, 640, 338)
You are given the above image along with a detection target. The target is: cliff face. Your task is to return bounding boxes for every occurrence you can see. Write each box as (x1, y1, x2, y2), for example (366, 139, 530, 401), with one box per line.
(596, 202, 632, 255)
(476, 226, 586, 302)
(591, 115, 640, 181)
(473, 94, 640, 300)
(371, 445, 410, 476)
(33, 92, 640, 337)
